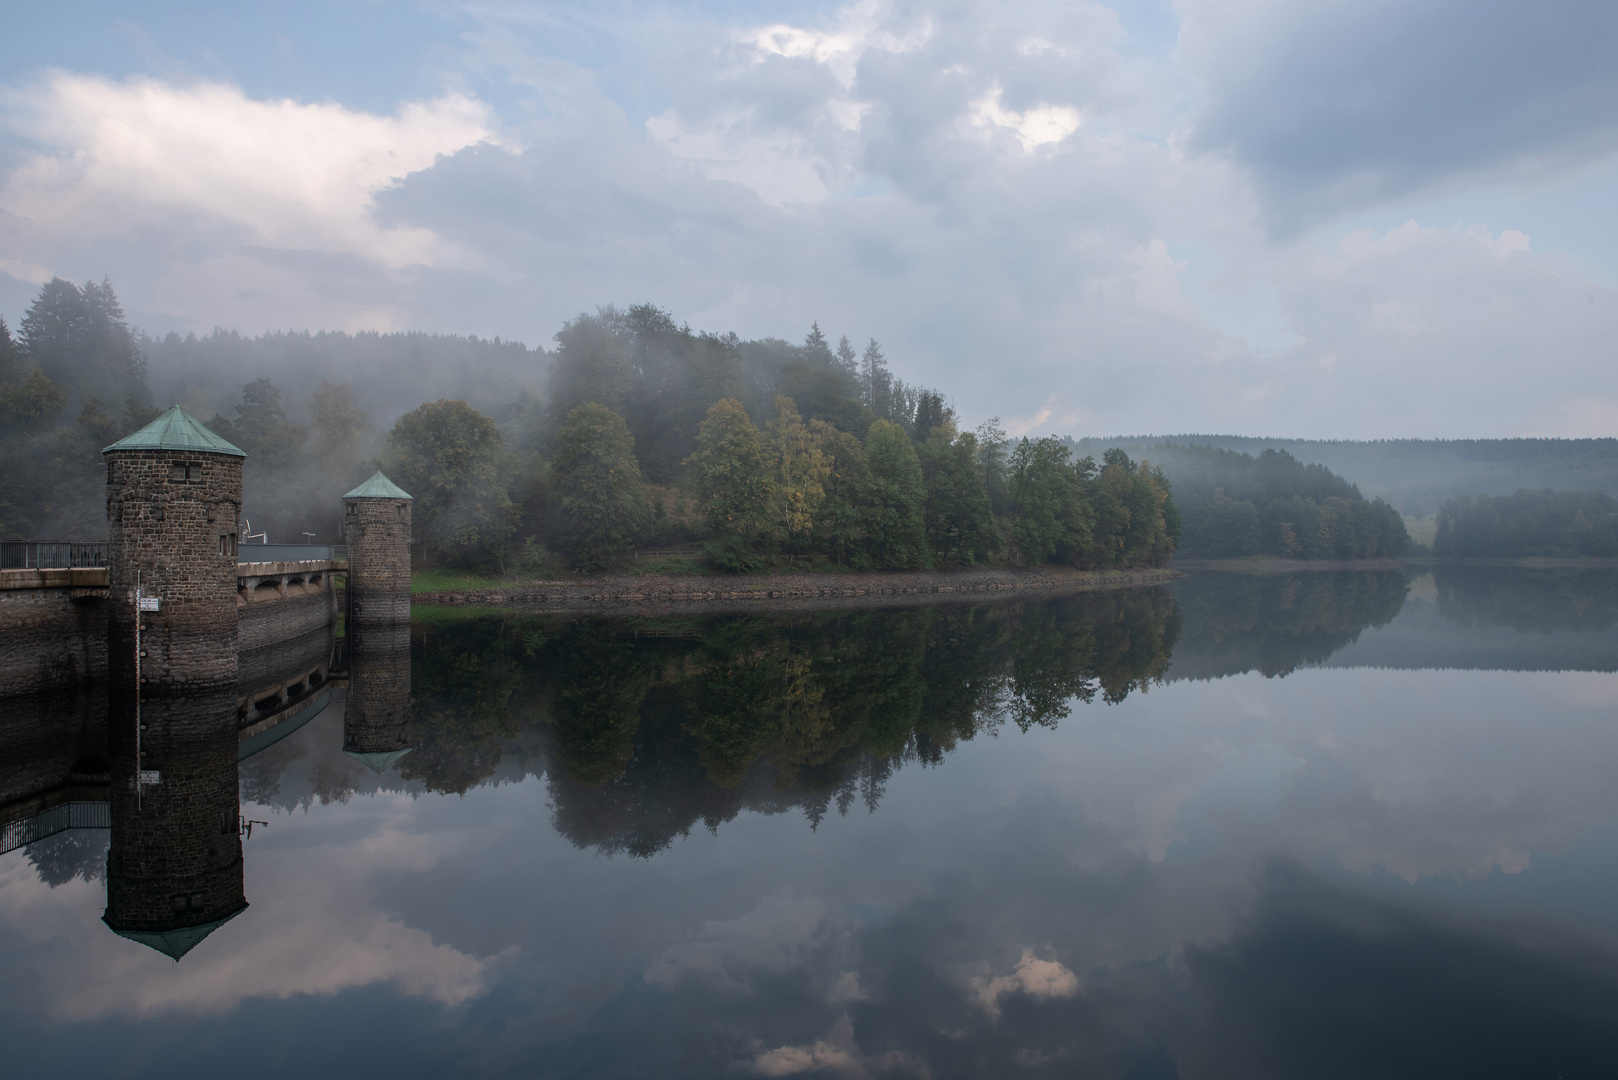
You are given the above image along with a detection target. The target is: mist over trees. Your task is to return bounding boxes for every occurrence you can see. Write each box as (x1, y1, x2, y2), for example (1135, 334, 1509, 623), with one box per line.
(1434, 490, 1618, 558)
(1088, 442, 1410, 559)
(1075, 434, 1618, 518)
(0, 279, 157, 538)
(0, 280, 1179, 572)
(513, 304, 1178, 573)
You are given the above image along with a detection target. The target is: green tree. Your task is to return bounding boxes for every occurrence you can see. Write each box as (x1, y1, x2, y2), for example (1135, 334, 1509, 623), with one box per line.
(310, 380, 373, 476)
(1008, 437, 1094, 565)
(863, 419, 930, 568)
(18, 277, 149, 411)
(210, 378, 307, 465)
(976, 418, 1012, 515)
(552, 402, 649, 571)
(860, 338, 894, 419)
(769, 395, 829, 546)
(387, 399, 518, 566)
(686, 398, 776, 567)
(810, 420, 873, 566)
(0, 318, 17, 386)
(918, 430, 1000, 564)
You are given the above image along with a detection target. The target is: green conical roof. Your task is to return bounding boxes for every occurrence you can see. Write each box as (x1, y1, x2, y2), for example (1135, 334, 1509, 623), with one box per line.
(344, 748, 413, 774)
(343, 470, 412, 500)
(103, 405, 245, 457)
(105, 901, 248, 960)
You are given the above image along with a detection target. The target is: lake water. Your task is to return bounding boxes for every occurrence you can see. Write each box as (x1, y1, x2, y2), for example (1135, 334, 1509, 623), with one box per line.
(4, 566, 1618, 1078)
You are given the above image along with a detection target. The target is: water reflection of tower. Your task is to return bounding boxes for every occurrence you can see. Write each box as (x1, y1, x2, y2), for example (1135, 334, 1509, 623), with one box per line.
(103, 687, 246, 959)
(101, 408, 247, 959)
(344, 643, 413, 773)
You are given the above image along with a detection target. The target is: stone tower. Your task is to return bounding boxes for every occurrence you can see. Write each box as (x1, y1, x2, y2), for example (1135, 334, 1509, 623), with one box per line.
(342, 471, 412, 651)
(103, 685, 247, 960)
(103, 405, 246, 692)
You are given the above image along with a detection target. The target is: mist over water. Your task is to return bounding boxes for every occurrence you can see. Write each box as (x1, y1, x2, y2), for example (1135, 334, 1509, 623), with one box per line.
(4, 567, 1618, 1077)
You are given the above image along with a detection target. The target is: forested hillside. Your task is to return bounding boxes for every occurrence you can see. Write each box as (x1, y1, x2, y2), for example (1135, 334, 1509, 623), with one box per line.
(499, 304, 1178, 572)
(1062, 441, 1408, 559)
(1434, 490, 1618, 558)
(1073, 435, 1618, 516)
(1, 280, 1179, 574)
(0, 278, 546, 540)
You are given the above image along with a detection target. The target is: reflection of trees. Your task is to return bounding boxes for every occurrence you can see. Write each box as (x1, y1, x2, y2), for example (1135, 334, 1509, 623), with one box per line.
(549, 623, 656, 786)
(397, 619, 543, 794)
(25, 829, 108, 886)
(1166, 571, 1409, 681)
(1433, 565, 1618, 634)
(400, 593, 1179, 856)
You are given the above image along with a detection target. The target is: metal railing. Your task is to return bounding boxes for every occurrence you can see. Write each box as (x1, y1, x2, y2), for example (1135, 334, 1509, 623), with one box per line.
(0, 801, 110, 856)
(238, 543, 345, 563)
(0, 541, 110, 570)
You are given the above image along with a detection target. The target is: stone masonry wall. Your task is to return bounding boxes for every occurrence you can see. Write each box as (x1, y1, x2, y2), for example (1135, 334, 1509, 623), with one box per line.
(107, 449, 242, 692)
(237, 571, 338, 653)
(0, 684, 107, 810)
(0, 573, 107, 698)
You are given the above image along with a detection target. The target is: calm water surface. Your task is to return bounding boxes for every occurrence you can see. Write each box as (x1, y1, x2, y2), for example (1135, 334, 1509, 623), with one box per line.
(4, 567, 1618, 1078)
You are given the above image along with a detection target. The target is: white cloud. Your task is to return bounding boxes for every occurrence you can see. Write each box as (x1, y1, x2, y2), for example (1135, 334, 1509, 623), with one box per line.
(969, 81, 1082, 152)
(746, 1, 934, 88)
(2, 72, 496, 271)
(970, 949, 1080, 1017)
(1370, 298, 1428, 335)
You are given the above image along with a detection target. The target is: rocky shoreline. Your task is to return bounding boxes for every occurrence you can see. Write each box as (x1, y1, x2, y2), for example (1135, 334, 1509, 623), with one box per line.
(411, 565, 1183, 616)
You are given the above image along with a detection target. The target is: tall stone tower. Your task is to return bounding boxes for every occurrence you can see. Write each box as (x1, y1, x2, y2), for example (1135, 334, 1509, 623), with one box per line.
(103, 685, 246, 960)
(342, 471, 412, 651)
(103, 406, 246, 692)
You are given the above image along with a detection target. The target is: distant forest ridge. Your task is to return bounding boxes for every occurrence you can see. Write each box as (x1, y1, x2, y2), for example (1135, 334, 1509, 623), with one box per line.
(1068, 435, 1618, 517)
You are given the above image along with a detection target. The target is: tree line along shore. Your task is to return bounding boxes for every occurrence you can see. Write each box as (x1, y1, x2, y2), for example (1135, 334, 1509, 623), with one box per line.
(1, 276, 1607, 571)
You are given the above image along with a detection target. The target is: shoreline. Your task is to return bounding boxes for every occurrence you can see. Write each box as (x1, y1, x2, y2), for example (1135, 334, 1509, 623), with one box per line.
(409, 565, 1184, 616)
(1170, 555, 1618, 573)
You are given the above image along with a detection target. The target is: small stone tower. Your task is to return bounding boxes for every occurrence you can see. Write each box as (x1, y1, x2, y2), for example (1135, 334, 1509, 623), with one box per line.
(103, 406, 246, 692)
(342, 471, 412, 651)
(104, 685, 247, 959)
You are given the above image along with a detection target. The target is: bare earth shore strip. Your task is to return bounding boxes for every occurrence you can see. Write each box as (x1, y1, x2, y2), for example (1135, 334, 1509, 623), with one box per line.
(411, 565, 1185, 616)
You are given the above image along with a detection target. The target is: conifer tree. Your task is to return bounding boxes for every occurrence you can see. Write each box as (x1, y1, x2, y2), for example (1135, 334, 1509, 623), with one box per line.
(863, 419, 930, 568)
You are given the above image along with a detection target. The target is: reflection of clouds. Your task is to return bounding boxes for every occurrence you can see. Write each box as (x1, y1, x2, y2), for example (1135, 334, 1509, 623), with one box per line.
(10, 655, 1618, 1070)
(969, 949, 1079, 1017)
(647, 892, 826, 989)
(1022, 669, 1618, 885)
(1532, 671, 1618, 711)
(0, 792, 502, 1021)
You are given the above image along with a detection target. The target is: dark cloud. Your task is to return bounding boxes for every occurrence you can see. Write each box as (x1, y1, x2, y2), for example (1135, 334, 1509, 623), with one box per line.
(1188, 0, 1618, 225)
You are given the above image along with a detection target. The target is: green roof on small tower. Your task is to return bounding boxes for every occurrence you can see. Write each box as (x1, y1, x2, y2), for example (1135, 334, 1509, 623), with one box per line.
(104, 902, 248, 960)
(102, 404, 246, 457)
(343, 471, 412, 500)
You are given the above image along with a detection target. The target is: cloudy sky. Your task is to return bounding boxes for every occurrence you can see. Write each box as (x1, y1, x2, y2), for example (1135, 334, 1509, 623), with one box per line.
(2, 0, 1615, 438)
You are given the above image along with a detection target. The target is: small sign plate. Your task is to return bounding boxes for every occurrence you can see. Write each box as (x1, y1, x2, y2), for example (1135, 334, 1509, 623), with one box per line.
(138, 597, 160, 611)
(138, 770, 161, 785)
